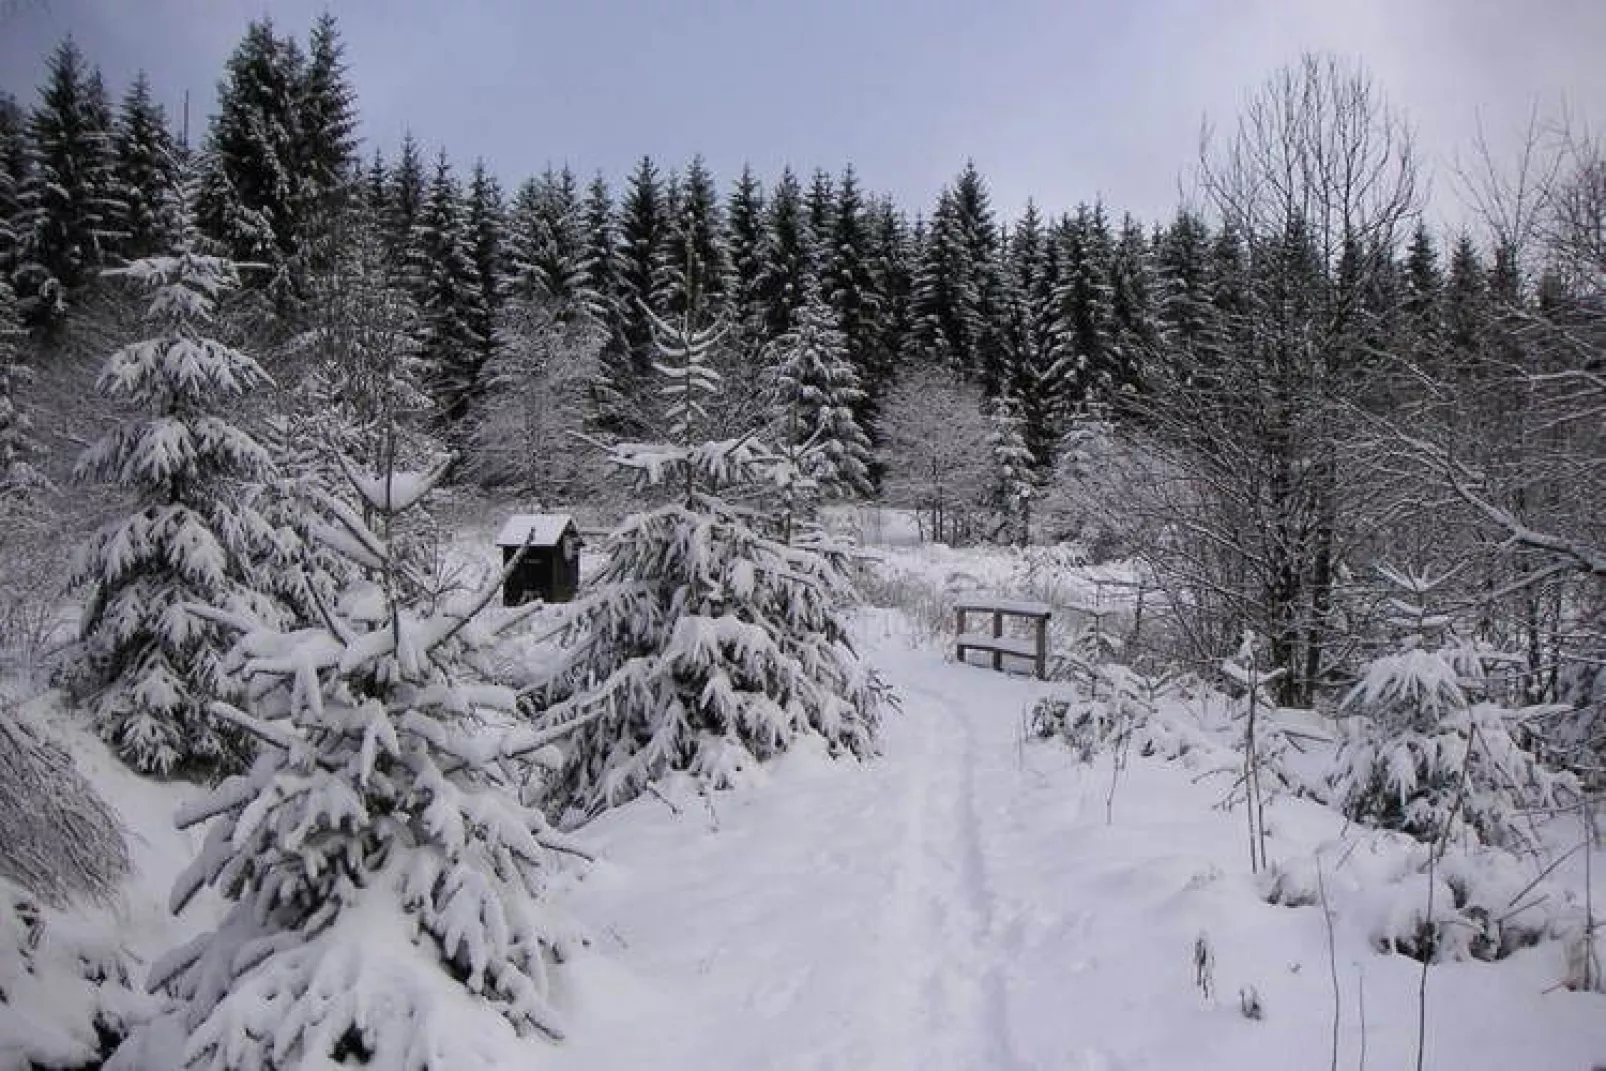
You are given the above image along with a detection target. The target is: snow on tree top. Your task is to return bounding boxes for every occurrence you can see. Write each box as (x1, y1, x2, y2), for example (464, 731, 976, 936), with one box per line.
(495, 512, 578, 547)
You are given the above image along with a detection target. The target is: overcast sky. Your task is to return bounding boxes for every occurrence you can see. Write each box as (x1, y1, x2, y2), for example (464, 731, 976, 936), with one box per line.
(2, 0, 1603, 228)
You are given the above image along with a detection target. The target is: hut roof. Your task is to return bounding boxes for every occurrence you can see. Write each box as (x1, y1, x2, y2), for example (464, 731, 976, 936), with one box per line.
(495, 513, 578, 548)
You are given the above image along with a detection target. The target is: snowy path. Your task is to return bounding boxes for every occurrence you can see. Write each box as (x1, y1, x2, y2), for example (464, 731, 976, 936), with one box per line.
(548, 621, 1606, 1070)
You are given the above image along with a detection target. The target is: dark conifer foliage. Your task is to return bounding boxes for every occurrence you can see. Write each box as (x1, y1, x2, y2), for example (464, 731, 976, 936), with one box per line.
(409, 152, 486, 430)
(756, 166, 812, 340)
(14, 37, 121, 327)
(614, 155, 673, 387)
(110, 73, 179, 262)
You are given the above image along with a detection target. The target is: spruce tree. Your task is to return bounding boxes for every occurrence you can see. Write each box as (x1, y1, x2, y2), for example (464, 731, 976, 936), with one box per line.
(822, 165, 886, 431)
(409, 152, 485, 430)
(613, 155, 673, 395)
(111, 73, 180, 262)
(1107, 213, 1157, 396)
(0, 269, 36, 496)
(465, 159, 505, 379)
(385, 132, 426, 271)
(1153, 209, 1217, 383)
(508, 167, 595, 319)
(198, 19, 303, 293)
(533, 297, 887, 813)
(725, 163, 766, 338)
(1050, 202, 1121, 407)
(908, 164, 1005, 387)
(804, 168, 835, 266)
(772, 279, 874, 516)
(149, 423, 589, 1067)
(580, 173, 631, 425)
(755, 166, 811, 339)
(14, 37, 121, 326)
(70, 171, 277, 776)
(294, 11, 358, 253)
(987, 393, 1035, 545)
(999, 201, 1072, 468)
(867, 196, 913, 382)
(664, 154, 728, 320)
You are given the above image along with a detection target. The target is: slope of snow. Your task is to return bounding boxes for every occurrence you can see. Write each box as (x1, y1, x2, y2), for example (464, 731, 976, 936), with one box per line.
(548, 610, 1606, 1070)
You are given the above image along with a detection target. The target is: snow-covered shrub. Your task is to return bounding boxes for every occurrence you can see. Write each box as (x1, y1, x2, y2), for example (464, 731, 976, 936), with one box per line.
(534, 308, 889, 814)
(1264, 832, 1596, 978)
(138, 452, 594, 1069)
(1030, 665, 1210, 764)
(68, 176, 280, 777)
(1330, 566, 1576, 849)
(2, 875, 157, 1070)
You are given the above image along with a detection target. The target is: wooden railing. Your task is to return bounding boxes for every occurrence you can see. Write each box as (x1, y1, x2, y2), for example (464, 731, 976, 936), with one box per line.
(954, 598, 1052, 679)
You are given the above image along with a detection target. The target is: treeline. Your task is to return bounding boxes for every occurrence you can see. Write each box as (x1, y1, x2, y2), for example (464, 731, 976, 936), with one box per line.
(0, 20, 1602, 737)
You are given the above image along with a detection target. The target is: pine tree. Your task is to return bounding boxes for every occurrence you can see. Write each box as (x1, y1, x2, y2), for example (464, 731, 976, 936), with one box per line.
(464, 159, 505, 379)
(110, 73, 180, 262)
(909, 164, 1004, 387)
(822, 165, 885, 431)
(291, 11, 358, 281)
(867, 196, 913, 382)
(772, 279, 874, 518)
(70, 171, 277, 776)
(1330, 566, 1574, 849)
(507, 167, 594, 318)
(1153, 209, 1218, 387)
(999, 202, 1071, 468)
(198, 19, 303, 293)
(1050, 202, 1121, 406)
(385, 132, 426, 271)
(664, 154, 727, 320)
(614, 155, 673, 387)
(804, 168, 836, 266)
(724, 163, 766, 337)
(409, 152, 485, 430)
(0, 269, 36, 496)
(532, 299, 887, 813)
(987, 393, 1035, 544)
(149, 434, 590, 1067)
(14, 37, 121, 326)
(1107, 212, 1157, 397)
(755, 166, 811, 339)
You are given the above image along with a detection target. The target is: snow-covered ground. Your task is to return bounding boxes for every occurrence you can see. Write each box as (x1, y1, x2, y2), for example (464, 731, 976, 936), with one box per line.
(545, 611, 1606, 1070)
(5, 527, 1605, 1069)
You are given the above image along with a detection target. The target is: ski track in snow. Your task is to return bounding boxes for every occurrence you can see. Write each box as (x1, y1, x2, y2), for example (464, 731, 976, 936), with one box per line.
(549, 627, 1606, 1071)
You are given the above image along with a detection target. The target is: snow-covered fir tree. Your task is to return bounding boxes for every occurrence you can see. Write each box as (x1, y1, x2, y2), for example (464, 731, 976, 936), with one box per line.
(14, 36, 121, 326)
(533, 299, 888, 814)
(254, 206, 430, 630)
(1329, 565, 1575, 849)
(507, 167, 595, 319)
(755, 167, 812, 339)
(986, 393, 1036, 544)
(70, 172, 277, 776)
(771, 278, 874, 536)
(197, 19, 302, 289)
(110, 72, 179, 262)
(0, 269, 38, 496)
(409, 152, 486, 430)
(142, 443, 593, 1070)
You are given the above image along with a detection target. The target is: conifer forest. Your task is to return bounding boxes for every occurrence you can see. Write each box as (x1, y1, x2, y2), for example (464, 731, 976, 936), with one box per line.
(1, 9, 1604, 1070)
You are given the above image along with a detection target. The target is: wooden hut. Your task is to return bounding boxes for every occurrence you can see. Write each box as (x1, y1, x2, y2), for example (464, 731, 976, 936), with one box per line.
(496, 513, 582, 605)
